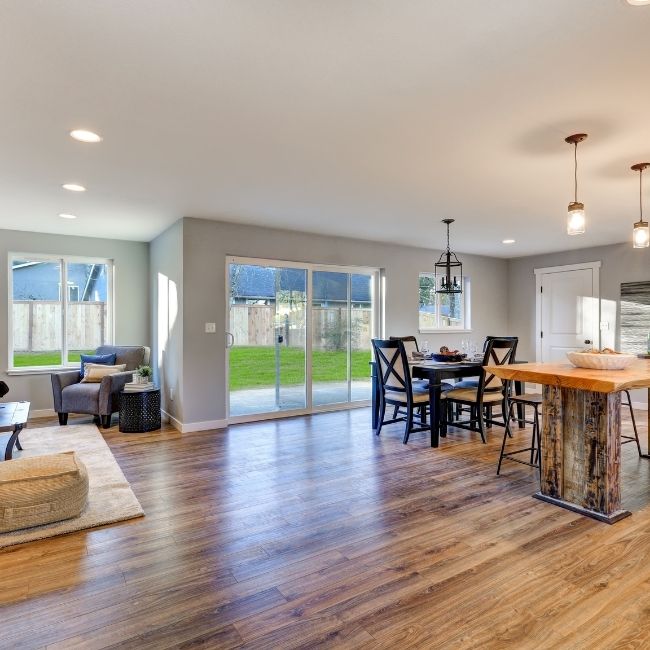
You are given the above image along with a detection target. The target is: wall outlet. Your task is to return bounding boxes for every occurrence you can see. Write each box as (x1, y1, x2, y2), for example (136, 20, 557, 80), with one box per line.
(205, 322, 216, 333)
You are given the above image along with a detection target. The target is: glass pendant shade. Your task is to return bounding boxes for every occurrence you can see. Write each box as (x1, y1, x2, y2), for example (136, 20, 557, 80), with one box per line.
(633, 221, 650, 248)
(567, 201, 586, 235)
(565, 134, 587, 236)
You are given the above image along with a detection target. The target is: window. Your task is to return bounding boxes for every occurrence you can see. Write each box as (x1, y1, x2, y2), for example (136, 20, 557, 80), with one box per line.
(418, 272, 470, 331)
(9, 254, 113, 369)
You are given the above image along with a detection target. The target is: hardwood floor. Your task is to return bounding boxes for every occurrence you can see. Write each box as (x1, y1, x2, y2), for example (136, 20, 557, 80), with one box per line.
(1, 408, 649, 649)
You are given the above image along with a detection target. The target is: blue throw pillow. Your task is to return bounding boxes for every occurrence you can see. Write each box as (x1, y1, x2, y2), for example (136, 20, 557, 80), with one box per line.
(80, 353, 117, 378)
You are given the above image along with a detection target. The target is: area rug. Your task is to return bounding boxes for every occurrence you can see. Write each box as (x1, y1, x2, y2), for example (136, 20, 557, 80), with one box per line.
(0, 424, 144, 548)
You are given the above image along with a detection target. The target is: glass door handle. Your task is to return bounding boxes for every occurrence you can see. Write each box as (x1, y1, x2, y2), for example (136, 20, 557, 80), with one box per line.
(226, 332, 235, 348)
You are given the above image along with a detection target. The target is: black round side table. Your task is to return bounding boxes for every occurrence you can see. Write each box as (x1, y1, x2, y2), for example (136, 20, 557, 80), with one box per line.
(119, 388, 161, 433)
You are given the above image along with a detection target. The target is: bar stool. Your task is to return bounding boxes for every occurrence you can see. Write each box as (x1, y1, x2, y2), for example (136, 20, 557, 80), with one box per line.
(497, 393, 542, 475)
(621, 389, 642, 456)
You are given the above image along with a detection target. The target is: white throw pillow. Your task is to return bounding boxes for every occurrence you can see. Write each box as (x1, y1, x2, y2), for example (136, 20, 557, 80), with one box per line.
(81, 364, 127, 383)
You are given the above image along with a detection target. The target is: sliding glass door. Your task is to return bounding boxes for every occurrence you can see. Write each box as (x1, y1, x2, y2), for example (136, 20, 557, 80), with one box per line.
(227, 258, 379, 421)
(228, 261, 307, 417)
(312, 270, 375, 406)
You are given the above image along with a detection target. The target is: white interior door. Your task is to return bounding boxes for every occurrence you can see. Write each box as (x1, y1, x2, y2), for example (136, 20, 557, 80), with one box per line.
(538, 266, 599, 362)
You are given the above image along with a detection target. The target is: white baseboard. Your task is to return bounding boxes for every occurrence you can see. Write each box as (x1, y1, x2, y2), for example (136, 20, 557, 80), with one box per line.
(161, 410, 227, 433)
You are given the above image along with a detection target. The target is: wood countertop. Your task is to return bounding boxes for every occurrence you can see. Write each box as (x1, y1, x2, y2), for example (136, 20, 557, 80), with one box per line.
(484, 360, 650, 393)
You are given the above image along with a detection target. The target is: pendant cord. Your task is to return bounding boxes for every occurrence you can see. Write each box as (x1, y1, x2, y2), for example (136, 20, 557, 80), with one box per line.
(574, 142, 578, 203)
(640, 168, 644, 221)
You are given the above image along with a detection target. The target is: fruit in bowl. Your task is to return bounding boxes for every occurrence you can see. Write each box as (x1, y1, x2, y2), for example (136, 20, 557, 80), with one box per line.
(566, 348, 637, 370)
(432, 346, 467, 363)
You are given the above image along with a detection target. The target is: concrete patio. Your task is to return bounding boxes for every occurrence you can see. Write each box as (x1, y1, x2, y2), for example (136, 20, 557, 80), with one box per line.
(229, 381, 372, 416)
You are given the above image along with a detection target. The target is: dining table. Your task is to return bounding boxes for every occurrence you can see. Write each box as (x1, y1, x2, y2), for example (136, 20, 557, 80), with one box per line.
(370, 359, 526, 447)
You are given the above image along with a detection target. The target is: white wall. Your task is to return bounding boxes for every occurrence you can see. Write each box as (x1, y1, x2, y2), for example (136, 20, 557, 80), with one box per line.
(508, 242, 650, 406)
(149, 220, 184, 423)
(173, 217, 509, 427)
(0, 228, 150, 412)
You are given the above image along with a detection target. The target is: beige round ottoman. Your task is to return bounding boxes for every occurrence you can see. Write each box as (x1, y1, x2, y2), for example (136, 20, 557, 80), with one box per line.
(0, 451, 89, 533)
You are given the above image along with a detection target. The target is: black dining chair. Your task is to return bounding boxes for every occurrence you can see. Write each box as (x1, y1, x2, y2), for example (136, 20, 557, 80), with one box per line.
(388, 336, 453, 423)
(441, 338, 517, 443)
(453, 336, 519, 390)
(450, 335, 519, 425)
(372, 338, 431, 444)
(389, 335, 420, 359)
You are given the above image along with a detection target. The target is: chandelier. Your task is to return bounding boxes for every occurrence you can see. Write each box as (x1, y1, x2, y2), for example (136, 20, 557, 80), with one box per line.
(435, 219, 463, 294)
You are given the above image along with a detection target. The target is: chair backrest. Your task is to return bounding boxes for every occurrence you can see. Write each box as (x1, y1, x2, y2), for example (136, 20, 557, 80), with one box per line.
(372, 339, 412, 396)
(95, 345, 150, 371)
(479, 337, 517, 394)
(482, 335, 518, 352)
(389, 336, 419, 359)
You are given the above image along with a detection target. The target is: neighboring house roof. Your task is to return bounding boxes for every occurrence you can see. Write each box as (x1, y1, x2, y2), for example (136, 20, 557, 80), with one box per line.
(12, 261, 108, 301)
(230, 266, 372, 302)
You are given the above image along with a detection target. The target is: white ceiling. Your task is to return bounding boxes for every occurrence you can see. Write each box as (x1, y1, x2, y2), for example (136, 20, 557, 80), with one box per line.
(1, 0, 649, 257)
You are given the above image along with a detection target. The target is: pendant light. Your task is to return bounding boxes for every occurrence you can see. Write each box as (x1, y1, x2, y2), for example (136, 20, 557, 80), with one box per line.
(435, 219, 463, 294)
(632, 162, 650, 248)
(565, 133, 588, 235)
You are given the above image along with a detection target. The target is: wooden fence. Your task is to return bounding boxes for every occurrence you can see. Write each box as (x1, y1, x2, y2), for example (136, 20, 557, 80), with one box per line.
(230, 305, 372, 350)
(12, 301, 107, 352)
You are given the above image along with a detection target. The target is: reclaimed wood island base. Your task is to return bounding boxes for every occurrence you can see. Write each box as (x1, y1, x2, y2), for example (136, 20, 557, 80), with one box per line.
(485, 360, 650, 524)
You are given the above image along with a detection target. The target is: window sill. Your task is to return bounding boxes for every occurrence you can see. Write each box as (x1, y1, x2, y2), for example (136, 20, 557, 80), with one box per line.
(7, 366, 78, 376)
(419, 329, 473, 334)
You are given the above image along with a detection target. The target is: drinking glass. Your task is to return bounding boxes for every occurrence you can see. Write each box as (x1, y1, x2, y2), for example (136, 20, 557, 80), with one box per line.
(422, 340, 430, 354)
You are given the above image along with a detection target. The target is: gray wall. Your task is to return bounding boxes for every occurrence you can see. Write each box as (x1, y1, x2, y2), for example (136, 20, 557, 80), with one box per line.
(149, 220, 184, 421)
(0, 228, 150, 411)
(508, 242, 650, 404)
(179, 217, 509, 426)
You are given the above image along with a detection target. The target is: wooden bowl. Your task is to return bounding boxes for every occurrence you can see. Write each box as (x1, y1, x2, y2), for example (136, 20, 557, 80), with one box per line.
(566, 352, 637, 370)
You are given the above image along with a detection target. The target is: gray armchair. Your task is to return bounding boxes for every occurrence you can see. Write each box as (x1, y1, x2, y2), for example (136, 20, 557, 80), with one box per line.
(51, 345, 150, 428)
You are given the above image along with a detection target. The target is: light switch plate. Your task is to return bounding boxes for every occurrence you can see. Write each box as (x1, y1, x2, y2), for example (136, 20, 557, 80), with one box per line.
(205, 322, 216, 333)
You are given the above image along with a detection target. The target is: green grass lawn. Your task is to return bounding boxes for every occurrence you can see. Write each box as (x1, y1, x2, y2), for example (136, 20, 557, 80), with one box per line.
(229, 346, 371, 391)
(14, 346, 371, 391)
(13, 350, 95, 367)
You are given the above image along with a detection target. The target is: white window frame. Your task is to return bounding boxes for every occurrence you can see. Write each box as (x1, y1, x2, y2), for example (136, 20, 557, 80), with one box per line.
(7, 252, 115, 373)
(418, 272, 472, 333)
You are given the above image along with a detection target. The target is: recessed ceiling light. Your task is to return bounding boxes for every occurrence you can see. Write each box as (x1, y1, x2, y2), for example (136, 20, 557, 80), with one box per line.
(62, 183, 86, 192)
(69, 129, 102, 143)
(58, 213, 77, 219)
(502, 239, 516, 244)
(627, 0, 650, 5)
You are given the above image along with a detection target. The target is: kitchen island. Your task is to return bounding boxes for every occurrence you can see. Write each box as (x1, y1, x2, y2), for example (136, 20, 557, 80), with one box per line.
(485, 360, 650, 524)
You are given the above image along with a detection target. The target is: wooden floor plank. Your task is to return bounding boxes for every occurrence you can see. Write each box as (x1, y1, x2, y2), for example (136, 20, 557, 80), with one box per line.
(0, 409, 648, 649)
